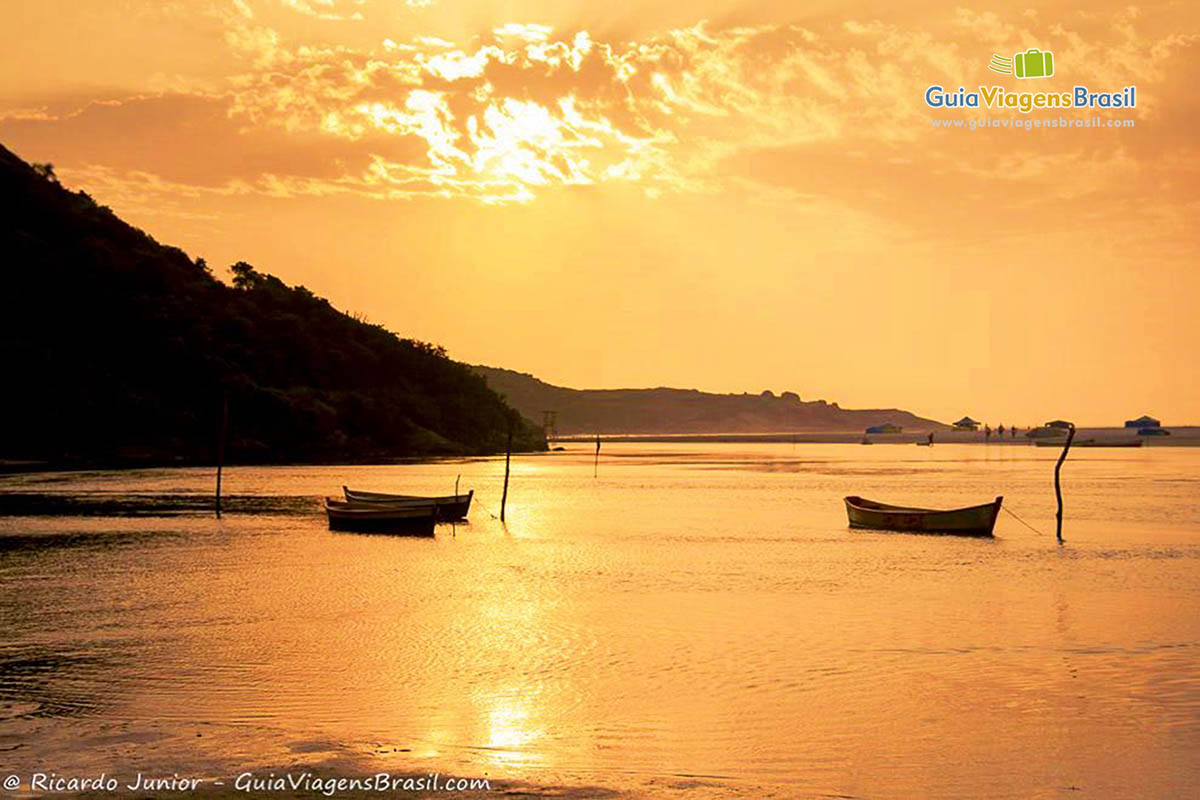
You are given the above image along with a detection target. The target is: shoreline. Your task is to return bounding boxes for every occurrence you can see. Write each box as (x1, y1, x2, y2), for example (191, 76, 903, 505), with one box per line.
(4, 427, 1198, 478)
(0, 447, 547, 476)
(553, 426, 1200, 446)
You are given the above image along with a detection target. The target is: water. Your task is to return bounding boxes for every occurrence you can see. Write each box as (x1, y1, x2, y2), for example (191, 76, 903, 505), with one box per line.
(1, 443, 1198, 798)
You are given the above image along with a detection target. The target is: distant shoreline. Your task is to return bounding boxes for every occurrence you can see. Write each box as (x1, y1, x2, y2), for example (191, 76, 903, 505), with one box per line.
(0, 449, 536, 476)
(4, 428, 1196, 476)
(554, 426, 1200, 446)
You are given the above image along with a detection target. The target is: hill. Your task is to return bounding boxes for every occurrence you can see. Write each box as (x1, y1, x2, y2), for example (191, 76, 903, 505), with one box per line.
(0, 145, 544, 466)
(472, 366, 949, 436)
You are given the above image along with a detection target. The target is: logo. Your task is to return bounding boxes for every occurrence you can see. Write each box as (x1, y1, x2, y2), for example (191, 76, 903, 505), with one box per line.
(924, 45, 1136, 114)
(989, 48, 1055, 79)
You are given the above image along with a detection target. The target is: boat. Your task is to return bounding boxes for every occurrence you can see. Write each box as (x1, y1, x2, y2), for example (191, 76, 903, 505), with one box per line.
(342, 487, 473, 520)
(1033, 439, 1143, 448)
(1025, 427, 1066, 440)
(844, 495, 1003, 536)
(324, 498, 438, 535)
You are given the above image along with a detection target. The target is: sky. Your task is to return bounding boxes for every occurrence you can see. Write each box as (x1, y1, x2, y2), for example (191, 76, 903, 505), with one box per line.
(2, 0, 1198, 426)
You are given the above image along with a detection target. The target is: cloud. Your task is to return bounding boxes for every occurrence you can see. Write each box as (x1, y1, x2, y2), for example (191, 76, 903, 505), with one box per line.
(6, 3, 1197, 217)
(210, 8, 1194, 208)
(279, 0, 366, 21)
(0, 107, 54, 122)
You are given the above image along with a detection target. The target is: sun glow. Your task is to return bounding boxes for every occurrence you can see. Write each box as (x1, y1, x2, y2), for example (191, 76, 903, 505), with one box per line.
(4, 1, 1196, 423)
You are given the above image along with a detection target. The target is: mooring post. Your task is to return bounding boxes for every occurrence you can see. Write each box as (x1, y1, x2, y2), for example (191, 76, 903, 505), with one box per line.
(500, 426, 512, 522)
(594, 434, 601, 478)
(215, 390, 229, 519)
(1054, 423, 1076, 543)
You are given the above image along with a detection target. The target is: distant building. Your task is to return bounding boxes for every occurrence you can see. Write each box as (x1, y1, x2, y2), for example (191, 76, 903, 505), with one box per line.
(953, 416, 980, 431)
(865, 423, 902, 434)
(1125, 414, 1161, 429)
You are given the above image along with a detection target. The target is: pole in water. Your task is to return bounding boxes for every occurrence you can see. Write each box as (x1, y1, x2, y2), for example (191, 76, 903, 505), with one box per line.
(594, 434, 601, 478)
(215, 390, 229, 518)
(500, 426, 512, 522)
(1054, 423, 1076, 542)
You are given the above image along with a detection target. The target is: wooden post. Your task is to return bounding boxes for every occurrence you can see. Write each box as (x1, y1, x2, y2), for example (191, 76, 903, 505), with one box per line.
(1054, 424, 1075, 543)
(215, 390, 229, 518)
(594, 434, 601, 478)
(500, 426, 512, 522)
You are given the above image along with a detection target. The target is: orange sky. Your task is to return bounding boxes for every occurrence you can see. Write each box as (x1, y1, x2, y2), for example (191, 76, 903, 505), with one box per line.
(3, 0, 1198, 425)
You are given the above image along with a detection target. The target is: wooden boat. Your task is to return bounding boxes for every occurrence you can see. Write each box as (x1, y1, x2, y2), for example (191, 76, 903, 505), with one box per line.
(1033, 438, 1143, 448)
(844, 495, 1003, 536)
(342, 487, 473, 520)
(324, 498, 437, 535)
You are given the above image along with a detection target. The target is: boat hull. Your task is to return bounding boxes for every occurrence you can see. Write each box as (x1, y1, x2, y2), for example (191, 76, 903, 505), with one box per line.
(324, 501, 437, 535)
(844, 496, 1002, 537)
(342, 488, 473, 520)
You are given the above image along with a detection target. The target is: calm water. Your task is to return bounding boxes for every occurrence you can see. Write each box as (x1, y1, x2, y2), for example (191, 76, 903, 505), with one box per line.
(1, 443, 1198, 798)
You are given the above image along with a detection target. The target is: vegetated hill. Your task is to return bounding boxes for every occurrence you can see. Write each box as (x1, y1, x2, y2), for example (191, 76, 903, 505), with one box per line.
(0, 145, 544, 466)
(473, 366, 949, 435)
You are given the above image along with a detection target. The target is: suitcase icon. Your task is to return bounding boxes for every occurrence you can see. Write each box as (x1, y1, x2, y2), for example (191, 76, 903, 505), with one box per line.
(1014, 48, 1054, 79)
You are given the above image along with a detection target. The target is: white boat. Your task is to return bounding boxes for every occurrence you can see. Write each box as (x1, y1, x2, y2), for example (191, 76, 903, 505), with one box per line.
(342, 487, 473, 520)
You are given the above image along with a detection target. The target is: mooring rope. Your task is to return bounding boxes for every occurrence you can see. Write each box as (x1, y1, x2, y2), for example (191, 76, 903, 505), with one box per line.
(1002, 505, 1046, 536)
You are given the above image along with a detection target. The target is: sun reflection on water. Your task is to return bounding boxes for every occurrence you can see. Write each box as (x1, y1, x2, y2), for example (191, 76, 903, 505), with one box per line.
(479, 686, 544, 767)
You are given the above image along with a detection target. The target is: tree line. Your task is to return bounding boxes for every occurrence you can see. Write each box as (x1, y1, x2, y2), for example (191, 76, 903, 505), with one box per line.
(0, 145, 544, 466)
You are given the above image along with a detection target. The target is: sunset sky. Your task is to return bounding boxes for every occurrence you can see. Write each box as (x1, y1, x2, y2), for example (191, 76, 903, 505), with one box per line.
(3, 0, 1197, 425)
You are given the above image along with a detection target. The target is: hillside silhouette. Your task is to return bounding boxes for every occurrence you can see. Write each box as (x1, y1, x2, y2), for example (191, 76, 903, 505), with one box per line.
(0, 145, 543, 466)
(473, 366, 948, 435)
